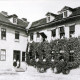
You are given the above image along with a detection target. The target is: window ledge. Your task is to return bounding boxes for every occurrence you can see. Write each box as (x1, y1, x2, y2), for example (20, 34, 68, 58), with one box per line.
(15, 39, 19, 42)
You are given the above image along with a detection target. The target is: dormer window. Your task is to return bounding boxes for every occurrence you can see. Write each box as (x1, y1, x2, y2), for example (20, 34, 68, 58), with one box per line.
(58, 6, 73, 18)
(13, 17, 17, 24)
(48, 16, 50, 22)
(46, 12, 57, 23)
(63, 11, 67, 18)
(8, 14, 18, 24)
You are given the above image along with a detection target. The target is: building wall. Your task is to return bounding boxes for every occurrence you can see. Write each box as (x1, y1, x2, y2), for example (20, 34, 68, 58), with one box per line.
(28, 19, 80, 43)
(0, 25, 27, 70)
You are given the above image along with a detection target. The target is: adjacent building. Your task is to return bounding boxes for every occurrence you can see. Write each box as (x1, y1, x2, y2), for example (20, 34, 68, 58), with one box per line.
(0, 11, 29, 71)
(28, 6, 80, 43)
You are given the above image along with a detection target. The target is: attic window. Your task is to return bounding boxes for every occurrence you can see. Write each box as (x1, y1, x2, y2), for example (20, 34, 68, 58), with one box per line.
(63, 11, 67, 18)
(48, 16, 50, 21)
(13, 18, 17, 24)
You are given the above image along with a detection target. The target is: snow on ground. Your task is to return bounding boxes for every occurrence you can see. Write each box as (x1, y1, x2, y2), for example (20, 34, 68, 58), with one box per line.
(0, 66, 80, 80)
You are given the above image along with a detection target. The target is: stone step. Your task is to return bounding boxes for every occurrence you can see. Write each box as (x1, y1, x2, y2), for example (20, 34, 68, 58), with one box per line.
(15, 68, 25, 72)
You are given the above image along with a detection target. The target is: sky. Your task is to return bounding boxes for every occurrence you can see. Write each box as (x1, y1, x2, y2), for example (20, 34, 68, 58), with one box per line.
(0, 0, 80, 22)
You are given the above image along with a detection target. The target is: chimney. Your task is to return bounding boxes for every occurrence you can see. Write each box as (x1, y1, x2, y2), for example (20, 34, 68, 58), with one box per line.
(1, 11, 8, 16)
(22, 18, 27, 22)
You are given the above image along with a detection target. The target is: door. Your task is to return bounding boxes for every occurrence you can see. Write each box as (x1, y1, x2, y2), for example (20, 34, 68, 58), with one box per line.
(13, 50, 20, 68)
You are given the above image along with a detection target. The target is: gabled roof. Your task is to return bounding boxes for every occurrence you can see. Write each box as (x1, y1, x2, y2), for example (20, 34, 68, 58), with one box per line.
(30, 6, 80, 30)
(46, 12, 57, 16)
(0, 13, 11, 23)
(30, 18, 46, 28)
(58, 6, 73, 13)
(0, 12, 29, 30)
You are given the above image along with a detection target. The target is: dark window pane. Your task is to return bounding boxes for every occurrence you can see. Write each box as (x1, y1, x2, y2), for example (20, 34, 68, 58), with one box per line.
(1, 28, 6, 40)
(30, 33, 33, 41)
(59, 27, 65, 39)
(48, 16, 50, 21)
(52, 29, 56, 37)
(64, 11, 67, 18)
(37, 32, 40, 38)
(69, 25, 75, 37)
(60, 27, 65, 34)
(15, 31, 19, 39)
(69, 51, 74, 62)
(22, 52, 25, 61)
(69, 25, 75, 33)
(36, 52, 39, 59)
(13, 18, 17, 23)
(29, 52, 33, 59)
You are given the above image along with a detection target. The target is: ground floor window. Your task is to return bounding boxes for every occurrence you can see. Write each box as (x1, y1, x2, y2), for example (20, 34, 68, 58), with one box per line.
(0, 49, 6, 61)
(29, 51, 33, 60)
(35, 52, 39, 59)
(22, 52, 26, 61)
(69, 50, 74, 62)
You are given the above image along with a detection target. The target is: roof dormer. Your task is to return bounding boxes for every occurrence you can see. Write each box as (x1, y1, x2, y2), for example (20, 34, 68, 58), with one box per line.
(8, 14, 18, 24)
(46, 12, 57, 23)
(58, 6, 73, 18)
(1, 11, 8, 17)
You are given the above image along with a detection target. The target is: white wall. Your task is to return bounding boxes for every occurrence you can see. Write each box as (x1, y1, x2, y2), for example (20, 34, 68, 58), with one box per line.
(0, 25, 27, 70)
(28, 20, 80, 43)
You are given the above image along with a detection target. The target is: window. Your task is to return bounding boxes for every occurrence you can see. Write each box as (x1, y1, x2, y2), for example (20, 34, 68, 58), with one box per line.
(35, 52, 39, 59)
(51, 29, 56, 37)
(13, 18, 17, 24)
(69, 50, 74, 62)
(22, 52, 26, 61)
(15, 31, 19, 40)
(42, 50, 46, 59)
(1, 28, 6, 40)
(0, 49, 6, 61)
(30, 33, 33, 41)
(48, 16, 50, 21)
(69, 25, 75, 38)
(59, 50, 64, 60)
(37, 32, 40, 38)
(63, 11, 67, 18)
(29, 51, 33, 59)
(59, 27, 65, 39)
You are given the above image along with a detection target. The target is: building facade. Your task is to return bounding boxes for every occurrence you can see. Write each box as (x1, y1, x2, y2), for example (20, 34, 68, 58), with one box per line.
(0, 11, 29, 71)
(28, 6, 80, 43)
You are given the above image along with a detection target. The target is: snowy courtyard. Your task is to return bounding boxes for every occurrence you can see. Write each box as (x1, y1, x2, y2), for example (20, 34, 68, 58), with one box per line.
(0, 66, 80, 80)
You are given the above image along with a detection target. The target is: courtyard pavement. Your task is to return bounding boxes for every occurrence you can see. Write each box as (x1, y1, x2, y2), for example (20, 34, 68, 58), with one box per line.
(0, 66, 80, 80)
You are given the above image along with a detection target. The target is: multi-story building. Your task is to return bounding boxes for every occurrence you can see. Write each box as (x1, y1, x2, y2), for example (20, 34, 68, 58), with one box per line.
(28, 6, 80, 43)
(0, 11, 29, 71)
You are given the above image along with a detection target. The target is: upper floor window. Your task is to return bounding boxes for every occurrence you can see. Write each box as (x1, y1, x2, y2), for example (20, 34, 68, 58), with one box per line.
(69, 25, 75, 38)
(1, 28, 6, 40)
(37, 32, 40, 38)
(51, 29, 56, 37)
(59, 27, 65, 39)
(63, 11, 67, 18)
(30, 33, 33, 41)
(15, 31, 19, 40)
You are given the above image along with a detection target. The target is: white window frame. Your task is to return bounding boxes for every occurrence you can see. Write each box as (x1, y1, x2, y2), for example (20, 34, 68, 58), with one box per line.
(58, 25, 65, 39)
(0, 49, 6, 61)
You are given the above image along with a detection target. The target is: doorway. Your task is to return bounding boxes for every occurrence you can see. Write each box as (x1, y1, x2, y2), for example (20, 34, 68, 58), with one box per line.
(13, 50, 20, 68)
